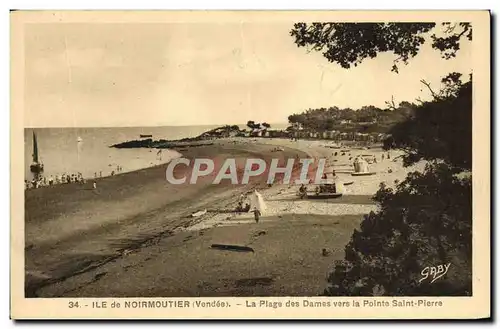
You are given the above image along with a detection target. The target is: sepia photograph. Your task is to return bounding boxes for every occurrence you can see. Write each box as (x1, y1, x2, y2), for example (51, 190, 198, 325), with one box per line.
(10, 10, 490, 319)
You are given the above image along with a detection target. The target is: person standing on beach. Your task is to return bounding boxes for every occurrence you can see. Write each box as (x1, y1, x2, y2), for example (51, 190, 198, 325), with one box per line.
(299, 184, 307, 199)
(93, 181, 97, 189)
(253, 208, 261, 223)
(250, 189, 266, 223)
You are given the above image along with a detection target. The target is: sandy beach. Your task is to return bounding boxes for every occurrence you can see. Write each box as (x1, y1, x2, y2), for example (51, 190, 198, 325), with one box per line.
(26, 137, 426, 297)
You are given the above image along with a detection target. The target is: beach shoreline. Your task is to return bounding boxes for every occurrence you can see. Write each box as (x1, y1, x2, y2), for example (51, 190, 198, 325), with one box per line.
(26, 137, 425, 297)
(25, 138, 309, 296)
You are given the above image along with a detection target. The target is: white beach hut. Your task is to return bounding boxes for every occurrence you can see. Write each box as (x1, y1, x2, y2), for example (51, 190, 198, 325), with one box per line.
(249, 190, 267, 214)
(353, 156, 370, 173)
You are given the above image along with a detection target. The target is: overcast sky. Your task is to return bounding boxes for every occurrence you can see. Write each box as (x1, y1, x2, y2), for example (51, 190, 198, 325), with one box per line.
(24, 22, 472, 127)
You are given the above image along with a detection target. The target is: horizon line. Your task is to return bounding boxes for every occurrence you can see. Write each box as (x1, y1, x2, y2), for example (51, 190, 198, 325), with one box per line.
(23, 122, 291, 129)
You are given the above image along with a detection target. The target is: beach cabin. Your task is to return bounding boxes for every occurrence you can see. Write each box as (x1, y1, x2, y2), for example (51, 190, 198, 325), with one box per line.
(321, 131, 332, 139)
(293, 130, 308, 139)
(268, 130, 288, 138)
(250, 129, 263, 137)
(309, 132, 319, 139)
(355, 133, 370, 142)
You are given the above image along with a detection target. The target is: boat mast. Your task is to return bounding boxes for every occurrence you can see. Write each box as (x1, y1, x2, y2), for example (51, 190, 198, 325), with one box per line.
(77, 137, 82, 163)
(32, 131, 39, 164)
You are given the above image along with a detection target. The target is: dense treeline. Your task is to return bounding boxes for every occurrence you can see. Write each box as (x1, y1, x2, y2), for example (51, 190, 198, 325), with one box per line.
(287, 103, 415, 133)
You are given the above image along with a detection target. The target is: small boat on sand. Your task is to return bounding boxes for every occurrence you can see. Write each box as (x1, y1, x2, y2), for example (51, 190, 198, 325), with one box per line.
(299, 179, 343, 199)
(305, 192, 343, 199)
(140, 134, 153, 138)
(351, 172, 376, 176)
(211, 244, 254, 253)
(191, 209, 207, 217)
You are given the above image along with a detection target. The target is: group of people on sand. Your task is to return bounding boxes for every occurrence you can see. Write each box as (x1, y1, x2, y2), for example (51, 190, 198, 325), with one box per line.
(25, 172, 87, 189)
(25, 164, 127, 190)
(107, 165, 124, 177)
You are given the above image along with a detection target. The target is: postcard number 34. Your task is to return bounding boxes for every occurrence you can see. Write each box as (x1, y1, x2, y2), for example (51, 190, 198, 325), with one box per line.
(68, 301, 80, 308)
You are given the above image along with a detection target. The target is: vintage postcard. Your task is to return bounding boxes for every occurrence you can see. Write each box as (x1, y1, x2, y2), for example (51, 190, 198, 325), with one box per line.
(10, 10, 491, 320)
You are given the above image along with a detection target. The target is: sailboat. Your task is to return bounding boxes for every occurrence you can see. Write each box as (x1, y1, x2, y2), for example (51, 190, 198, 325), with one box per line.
(30, 131, 44, 174)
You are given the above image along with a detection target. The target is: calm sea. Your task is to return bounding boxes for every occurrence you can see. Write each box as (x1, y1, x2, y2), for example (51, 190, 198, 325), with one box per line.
(24, 124, 289, 181)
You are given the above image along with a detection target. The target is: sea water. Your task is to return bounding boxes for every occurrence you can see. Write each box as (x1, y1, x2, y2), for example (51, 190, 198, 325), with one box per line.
(24, 123, 289, 181)
(23, 126, 216, 181)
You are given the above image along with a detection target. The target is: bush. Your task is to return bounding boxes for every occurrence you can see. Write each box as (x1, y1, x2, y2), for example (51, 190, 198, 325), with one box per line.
(324, 162, 472, 296)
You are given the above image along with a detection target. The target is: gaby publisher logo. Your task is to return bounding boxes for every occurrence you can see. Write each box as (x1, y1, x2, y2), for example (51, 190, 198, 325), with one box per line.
(165, 157, 331, 185)
(419, 263, 452, 284)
